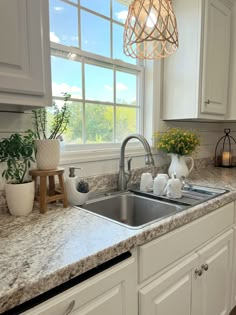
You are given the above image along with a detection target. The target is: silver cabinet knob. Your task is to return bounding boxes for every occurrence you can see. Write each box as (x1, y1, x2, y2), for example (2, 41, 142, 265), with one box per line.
(201, 264, 209, 271)
(205, 99, 211, 104)
(63, 300, 75, 315)
(195, 268, 203, 277)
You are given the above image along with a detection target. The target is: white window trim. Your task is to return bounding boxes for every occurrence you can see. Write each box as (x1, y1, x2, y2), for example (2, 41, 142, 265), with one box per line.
(60, 144, 152, 165)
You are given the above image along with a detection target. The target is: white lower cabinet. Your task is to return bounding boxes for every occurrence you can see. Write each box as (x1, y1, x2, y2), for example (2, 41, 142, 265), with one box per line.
(22, 254, 137, 315)
(139, 229, 233, 315)
(139, 254, 198, 315)
(231, 227, 236, 308)
(196, 230, 233, 315)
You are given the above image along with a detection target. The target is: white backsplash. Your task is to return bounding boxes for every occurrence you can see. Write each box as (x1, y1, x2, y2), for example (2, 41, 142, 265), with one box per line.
(0, 111, 234, 187)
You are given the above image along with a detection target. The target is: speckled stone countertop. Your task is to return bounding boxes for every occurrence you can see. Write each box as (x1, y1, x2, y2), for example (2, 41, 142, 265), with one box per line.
(1, 166, 236, 314)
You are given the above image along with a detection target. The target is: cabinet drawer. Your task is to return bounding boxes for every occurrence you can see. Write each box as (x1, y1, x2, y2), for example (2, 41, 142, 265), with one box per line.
(138, 202, 234, 282)
(22, 255, 137, 315)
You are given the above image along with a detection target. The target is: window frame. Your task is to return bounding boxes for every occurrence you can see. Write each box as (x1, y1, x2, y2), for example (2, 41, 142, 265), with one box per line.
(50, 0, 145, 153)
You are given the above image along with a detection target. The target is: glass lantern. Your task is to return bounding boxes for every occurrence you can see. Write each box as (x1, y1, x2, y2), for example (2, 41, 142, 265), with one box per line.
(215, 129, 236, 167)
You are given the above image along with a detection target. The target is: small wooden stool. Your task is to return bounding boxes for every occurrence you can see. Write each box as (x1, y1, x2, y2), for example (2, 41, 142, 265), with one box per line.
(29, 168, 68, 213)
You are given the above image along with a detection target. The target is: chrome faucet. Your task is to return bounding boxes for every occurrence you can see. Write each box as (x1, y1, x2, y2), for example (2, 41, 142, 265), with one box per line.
(118, 134, 155, 191)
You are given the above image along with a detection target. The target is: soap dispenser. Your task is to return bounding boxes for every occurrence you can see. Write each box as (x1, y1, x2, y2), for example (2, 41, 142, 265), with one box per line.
(65, 167, 89, 206)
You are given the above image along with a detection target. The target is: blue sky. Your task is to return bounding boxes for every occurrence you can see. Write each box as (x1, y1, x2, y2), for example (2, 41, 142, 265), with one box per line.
(49, 0, 137, 104)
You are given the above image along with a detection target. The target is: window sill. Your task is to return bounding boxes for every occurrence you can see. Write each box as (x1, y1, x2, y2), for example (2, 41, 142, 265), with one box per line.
(60, 144, 154, 165)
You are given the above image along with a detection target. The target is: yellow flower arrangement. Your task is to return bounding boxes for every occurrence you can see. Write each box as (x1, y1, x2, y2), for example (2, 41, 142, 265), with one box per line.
(154, 128, 200, 156)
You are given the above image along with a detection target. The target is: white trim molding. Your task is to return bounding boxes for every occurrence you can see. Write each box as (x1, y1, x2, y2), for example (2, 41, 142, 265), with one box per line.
(60, 145, 153, 165)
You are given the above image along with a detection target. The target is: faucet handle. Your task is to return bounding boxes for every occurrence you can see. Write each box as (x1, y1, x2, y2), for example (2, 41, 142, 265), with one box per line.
(125, 157, 132, 185)
(127, 157, 132, 172)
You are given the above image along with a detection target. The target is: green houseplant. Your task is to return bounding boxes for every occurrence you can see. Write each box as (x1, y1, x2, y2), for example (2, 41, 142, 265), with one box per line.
(0, 133, 35, 216)
(31, 93, 71, 170)
(154, 128, 200, 178)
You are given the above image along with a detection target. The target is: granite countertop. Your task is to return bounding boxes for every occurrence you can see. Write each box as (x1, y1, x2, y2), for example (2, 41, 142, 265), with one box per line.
(1, 167, 236, 314)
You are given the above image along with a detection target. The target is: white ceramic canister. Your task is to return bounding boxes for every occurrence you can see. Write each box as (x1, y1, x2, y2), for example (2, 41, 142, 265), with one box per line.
(153, 174, 169, 196)
(140, 173, 153, 192)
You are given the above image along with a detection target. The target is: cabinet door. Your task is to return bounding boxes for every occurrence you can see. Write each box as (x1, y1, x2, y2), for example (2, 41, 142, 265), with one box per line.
(139, 254, 198, 315)
(22, 256, 137, 315)
(0, 0, 51, 108)
(201, 0, 231, 115)
(196, 229, 233, 315)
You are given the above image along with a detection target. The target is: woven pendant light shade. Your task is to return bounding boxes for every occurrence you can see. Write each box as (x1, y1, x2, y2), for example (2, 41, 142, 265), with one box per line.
(123, 0, 179, 59)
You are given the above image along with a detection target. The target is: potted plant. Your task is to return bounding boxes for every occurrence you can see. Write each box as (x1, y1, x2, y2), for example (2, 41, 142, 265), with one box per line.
(0, 133, 35, 216)
(31, 93, 71, 170)
(154, 128, 200, 178)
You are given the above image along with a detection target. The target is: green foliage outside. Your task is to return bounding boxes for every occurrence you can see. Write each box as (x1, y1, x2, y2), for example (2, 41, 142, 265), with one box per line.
(48, 102, 138, 144)
(33, 93, 71, 140)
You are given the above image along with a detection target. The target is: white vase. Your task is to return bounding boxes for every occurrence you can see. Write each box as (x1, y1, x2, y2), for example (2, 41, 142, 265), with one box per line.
(5, 181, 35, 216)
(35, 139, 60, 170)
(168, 153, 194, 179)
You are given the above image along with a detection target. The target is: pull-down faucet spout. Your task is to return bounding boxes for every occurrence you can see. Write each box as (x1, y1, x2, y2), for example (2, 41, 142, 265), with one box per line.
(118, 134, 155, 191)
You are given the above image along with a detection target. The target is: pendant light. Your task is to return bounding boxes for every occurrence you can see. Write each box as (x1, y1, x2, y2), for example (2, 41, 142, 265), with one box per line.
(123, 0, 179, 59)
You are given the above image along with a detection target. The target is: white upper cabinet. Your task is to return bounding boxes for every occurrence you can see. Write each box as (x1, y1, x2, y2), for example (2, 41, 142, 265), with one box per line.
(227, 3, 236, 120)
(0, 0, 52, 111)
(201, 0, 231, 116)
(162, 0, 233, 120)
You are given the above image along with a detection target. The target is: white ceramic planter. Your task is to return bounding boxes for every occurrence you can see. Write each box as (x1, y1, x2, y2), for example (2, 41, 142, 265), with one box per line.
(5, 181, 35, 216)
(35, 139, 60, 170)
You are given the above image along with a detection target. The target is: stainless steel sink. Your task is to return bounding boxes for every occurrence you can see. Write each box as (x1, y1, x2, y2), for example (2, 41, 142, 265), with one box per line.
(76, 184, 228, 229)
(78, 192, 185, 229)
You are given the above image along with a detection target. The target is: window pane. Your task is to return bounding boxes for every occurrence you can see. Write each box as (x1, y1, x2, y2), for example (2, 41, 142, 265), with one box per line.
(116, 107, 138, 142)
(112, 0, 128, 24)
(49, 0, 79, 46)
(116, 71, 136, 105)
(85, 64, 113, 102)
(81, 10, 110, 57)
(63, 101, 83, 144)
(81, 0, 110, 17)
(113, 23, 136, 64)
(85, 104, 114, 143)
(51, 56, 82, 98)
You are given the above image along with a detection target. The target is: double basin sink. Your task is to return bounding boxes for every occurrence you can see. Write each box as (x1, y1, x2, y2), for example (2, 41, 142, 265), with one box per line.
(76, 185, 227, 229)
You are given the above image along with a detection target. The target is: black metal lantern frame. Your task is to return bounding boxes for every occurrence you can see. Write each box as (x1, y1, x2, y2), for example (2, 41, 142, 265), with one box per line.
(215, 129, 236, 168)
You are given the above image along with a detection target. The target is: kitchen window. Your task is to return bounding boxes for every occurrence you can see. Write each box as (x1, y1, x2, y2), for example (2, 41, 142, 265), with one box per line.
(49, 0, 144, 148)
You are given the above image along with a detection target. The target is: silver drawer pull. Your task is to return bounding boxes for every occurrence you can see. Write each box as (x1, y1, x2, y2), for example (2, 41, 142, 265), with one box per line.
(195, 268, 203, 277)
(201, 264, 209, 271)
(63, 300, 75, 315)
